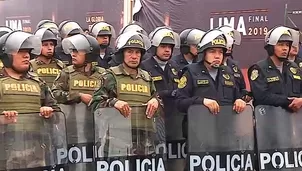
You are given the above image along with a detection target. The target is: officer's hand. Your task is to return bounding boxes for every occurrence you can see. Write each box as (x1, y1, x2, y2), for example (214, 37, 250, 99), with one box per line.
(203, 98, 220, 115)
(79, 93, 92, 105)
(2, 111, 18, 123)
(288, 98, 302, 112)
(40, 107, 54, 119)
(144, 98, 159, 119)
(114, 100, 131, 118)
(233, 99, 246, 113)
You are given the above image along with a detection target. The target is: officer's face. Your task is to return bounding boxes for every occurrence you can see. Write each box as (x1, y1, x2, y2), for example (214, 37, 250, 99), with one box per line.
(156, 44, 173, 61)
(123, 48, 141, 68)
(274, 41, 290, 58)
(97, 35, 109, 45)
(190, 45, 198, 56)
(41, 41, 55, 58)
(12, 49, 30, 73)
(71, 50, 86, 65)
(290, 45, 299, 57)
(204, 48, 224, 65)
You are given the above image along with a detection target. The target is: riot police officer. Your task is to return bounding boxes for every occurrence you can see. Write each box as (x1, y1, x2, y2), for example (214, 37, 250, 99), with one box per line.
(176, 29, 246, 114)
(52, 34, 105, 105)
(172, 28, 205, 71)
(288, 28, 302, 67)
(90, 22, 116, 68)
(0, 31, 60, 169)
(30, 28, 66, 87)
(119, 21, 148, 36)
(90, 31, 160, 155)
(0, 26, 12, 68)
(218, 25, 251, 102)
(56, 20, 83, 66)
(248, 26, 302, 112)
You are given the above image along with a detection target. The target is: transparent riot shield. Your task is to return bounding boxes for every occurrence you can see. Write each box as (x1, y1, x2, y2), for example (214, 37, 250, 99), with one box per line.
(165, 110, 186, 171)
(0, 112, 67, 171)
(187, 105, 255, 171)
(255, 105, 302, 171)
(94, 105, 166, 170)
(60, 103, 95, 171)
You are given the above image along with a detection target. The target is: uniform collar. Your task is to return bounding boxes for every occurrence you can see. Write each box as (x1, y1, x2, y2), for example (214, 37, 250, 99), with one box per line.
(34, 57, 57, 65)
(118, 64, 145, 79)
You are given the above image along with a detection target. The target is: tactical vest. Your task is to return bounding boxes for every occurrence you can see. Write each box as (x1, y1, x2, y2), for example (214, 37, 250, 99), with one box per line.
(30, 59, 64, 87)
(67, 66, 104, 95)
(110, 66, 154, 131)
(0, 77, 42, 131)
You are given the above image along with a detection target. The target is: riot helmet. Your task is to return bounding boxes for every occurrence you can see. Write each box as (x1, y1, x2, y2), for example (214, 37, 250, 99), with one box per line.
(62, 34, 100, 66)
(58, 20, 83, 38)
(36, 20, 59, 36)
(90, 22, 116, 49)
(218, 25, 241, 57)
(0, 26, 13, 38)
(180, 28, 205, 56)
(197, 29, 229, 68)
(114, 31, 151, 66)
(0, 31, 41, 69)
(264, 26, 293, 61)
(35, 27, 58, 46)
(149, 27, 180, 60)
(119, 22, 148, 36)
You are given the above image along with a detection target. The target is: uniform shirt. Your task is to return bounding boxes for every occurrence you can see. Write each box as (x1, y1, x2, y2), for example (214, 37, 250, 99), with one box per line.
(248, 57, 302, 108)
(90, 64, 159, 110)
(171, 54, 196, 71)
(176, 62, 240, 113)
(95, 47, 115, 69)
(0, 68, 60, 112)
(141, 57, 180, 116)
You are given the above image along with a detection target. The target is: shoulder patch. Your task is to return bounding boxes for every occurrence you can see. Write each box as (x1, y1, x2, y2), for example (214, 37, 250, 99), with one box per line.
(290, 67, 297, 74)
(178, 75, 187, 89)
(140, 69, 152, 81)
(299, 62, 302, 68)
(250, 69, 259, 81)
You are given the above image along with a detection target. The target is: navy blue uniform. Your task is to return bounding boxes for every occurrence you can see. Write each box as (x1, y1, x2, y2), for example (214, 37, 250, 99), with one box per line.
(171, 54, 196, 71)
(176, 63, 240, 113)
(141, 57, 180, 117)
(225, 57, 248, 98)
(55, 45, 72, 66)
(95, 47, 114, 69)
(248, 57, 302, 109)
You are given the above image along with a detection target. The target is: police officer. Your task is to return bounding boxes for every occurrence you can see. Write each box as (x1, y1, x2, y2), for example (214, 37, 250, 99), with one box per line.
(56, 20, 83, 66)
(248, 26, 302, 112)
(172, 28, 205, 71)
(90, 22, 116, 68)
(30, 28, 66, 87)
(176, 29, 246, 115)
(51, 34, 105, 105)
(90, 31, 160, 155)
(119, 21, 148, 36)
(218, 25, 251, 102)
(0, 31, 60, 169)
(288, 28, 302, 67)
(0, 26, 12, 68)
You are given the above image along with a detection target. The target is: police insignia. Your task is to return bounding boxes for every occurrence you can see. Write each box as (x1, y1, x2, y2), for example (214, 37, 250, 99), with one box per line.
(250, 69, 259, 81)
(233, 66, 238, 73)
(299, 62, 302, 68)
(178, 76, 187, 88)
(171, 68, 178, 75)
(223, 74, 230, 80)
(290, 67, 297, 74)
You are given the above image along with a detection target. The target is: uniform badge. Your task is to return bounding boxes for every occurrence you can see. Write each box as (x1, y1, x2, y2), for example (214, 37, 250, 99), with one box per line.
(171, 68, 178, 76)
(178, 76, 187, 89)
(223, 74, 230, 80)
(290, 67, 297, 74)
(299, 62, 302, 68)
(233, 66, 238, 73)
(250, 69, 259, 81)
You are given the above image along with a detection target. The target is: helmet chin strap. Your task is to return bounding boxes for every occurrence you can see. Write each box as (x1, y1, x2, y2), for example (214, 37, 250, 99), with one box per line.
(204, 60, 220, 69)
